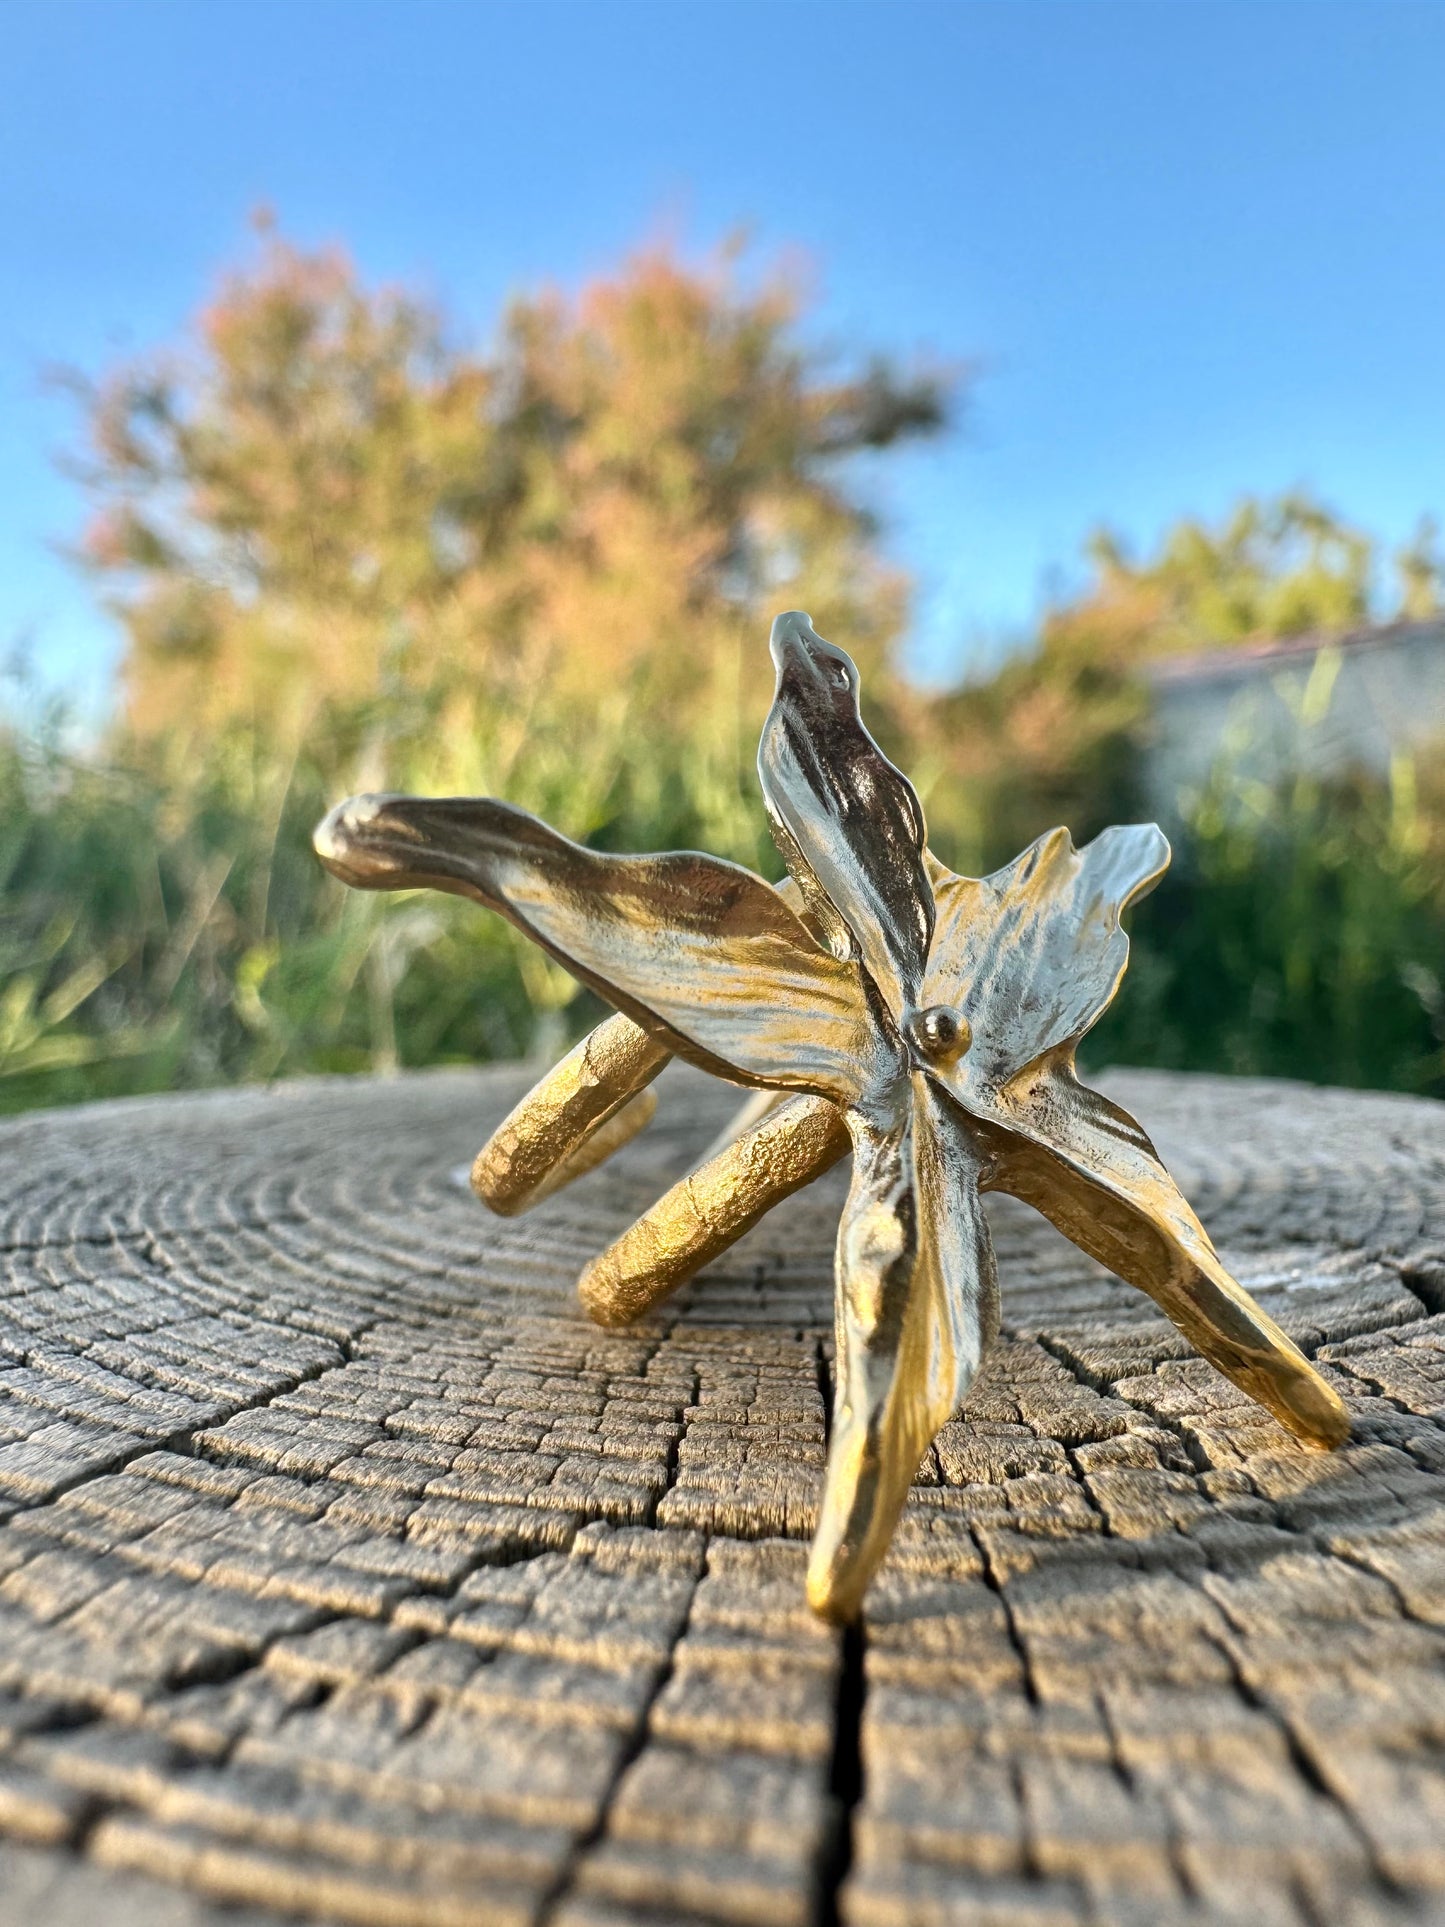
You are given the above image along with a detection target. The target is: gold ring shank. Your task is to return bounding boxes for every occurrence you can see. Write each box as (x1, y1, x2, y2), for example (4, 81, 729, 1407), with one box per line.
(579, 1094, 850, 1326)
(472, 1013, 672, 1216)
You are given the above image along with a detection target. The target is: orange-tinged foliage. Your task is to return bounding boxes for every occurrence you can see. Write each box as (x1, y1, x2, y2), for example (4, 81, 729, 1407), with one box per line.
(79, 228, 946, 744)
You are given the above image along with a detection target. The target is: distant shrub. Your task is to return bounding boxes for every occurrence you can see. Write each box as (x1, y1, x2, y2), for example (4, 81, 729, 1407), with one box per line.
(0, 674, 783, 1114)
(1088, 750, 1445, 1096)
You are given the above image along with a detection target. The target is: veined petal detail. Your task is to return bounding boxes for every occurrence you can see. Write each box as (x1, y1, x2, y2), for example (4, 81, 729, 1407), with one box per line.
(925, 824, 1170, 1091)
(314, 793, 888, 1103)
(759, 612, 933, 1017)
(808, 1074, 999, 1621)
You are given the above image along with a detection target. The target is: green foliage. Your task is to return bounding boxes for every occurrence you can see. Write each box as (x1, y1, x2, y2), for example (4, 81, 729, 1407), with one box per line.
(0, 665, 786, 1116)
(5, 234, 1440, 1117)
(76, 225, 946, 743)
(1082, 492, 1377, 654)
(1089, 753, 1445, 1094)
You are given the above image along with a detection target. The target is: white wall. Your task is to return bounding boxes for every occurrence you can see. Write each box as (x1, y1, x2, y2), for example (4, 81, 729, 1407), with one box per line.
(1142, 621, 1445, 818)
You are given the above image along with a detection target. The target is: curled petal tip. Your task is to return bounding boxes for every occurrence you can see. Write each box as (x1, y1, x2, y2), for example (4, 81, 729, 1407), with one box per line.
(804, 1429, 903, 1623)
(312, 797, 359, 872)
(312, 793, 408, 885)
(805, 1446, 878, 1623)
(768, 609, 817, 653)
(768, 609, 857, 689)
(1293, 1373, 1353, 1451)
(1116, 820, 1173, 891)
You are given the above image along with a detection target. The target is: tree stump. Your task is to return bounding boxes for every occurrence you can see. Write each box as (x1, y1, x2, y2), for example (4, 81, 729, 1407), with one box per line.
(0, 1063, 1443, 1927)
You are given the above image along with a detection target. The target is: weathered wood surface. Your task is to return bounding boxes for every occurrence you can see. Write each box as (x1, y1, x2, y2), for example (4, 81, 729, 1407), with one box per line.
(0, 1063, 1443, 1927)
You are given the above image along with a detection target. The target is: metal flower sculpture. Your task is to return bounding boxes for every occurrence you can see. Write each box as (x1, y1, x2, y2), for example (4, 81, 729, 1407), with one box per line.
(314, 611, 1349, 1621)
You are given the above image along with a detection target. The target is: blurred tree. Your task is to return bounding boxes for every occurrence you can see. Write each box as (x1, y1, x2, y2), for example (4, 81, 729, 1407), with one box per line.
(1397, 514, 1443, 620)
(75, 222, 949, 748)
(13, 235, 1433, 1113)
(9, 220, 955, 1104)
(923, 491, 1406, 868)
(1060, 491, 1375, 664)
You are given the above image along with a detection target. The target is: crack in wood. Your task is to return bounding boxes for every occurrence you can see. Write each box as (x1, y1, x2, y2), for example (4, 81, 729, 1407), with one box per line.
(0, 1064, 1442, 1924)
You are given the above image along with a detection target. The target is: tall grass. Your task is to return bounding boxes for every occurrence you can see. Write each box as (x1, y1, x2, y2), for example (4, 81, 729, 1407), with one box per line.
(1087, 743, 1445, 1095)
(2, 668, 1442, 1114)
(0, 666, 778, 1114)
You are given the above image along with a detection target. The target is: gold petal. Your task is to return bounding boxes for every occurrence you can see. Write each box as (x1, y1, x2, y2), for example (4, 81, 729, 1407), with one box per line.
(472, 1012, 670, 1216)
(925, 824, 1169, 1088)
(314, 792, 886, 1103)
(808, 1075, 999, 1622)
(473, 876, 820, 1206)
(578, 1095, 850, 1326)
(984, 1055, 1349, 1450)
(759, 612, 933, 1016)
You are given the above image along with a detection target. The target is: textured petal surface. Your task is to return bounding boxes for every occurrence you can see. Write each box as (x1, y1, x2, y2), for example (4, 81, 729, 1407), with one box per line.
(925, 823, 1170, 1090)
(579, 1094, 851, 1327)
(808, 1074, 999, 1621)
(315, 793, 886, 1102)
(758, 611, 933, 1018)
(984, 1054, 1349, 1449)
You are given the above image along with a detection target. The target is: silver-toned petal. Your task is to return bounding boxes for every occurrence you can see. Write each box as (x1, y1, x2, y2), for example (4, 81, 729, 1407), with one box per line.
(759, 611, 933, 1017)
(924, 823, 1170, 1089)
(314, 793, 886, 1103)
(808, 1074, 999, 1621)
(985, 1055, 1349, 1450)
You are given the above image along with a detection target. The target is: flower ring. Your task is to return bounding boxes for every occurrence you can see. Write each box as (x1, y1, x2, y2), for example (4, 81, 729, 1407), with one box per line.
(315, 611, 1348, 1620)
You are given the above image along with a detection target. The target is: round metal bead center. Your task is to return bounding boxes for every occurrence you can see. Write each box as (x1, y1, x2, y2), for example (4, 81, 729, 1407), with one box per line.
(906, 1004, 972, 1066)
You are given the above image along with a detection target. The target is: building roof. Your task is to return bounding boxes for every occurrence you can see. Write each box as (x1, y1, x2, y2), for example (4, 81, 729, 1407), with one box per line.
(1145, 615, 1444, 693)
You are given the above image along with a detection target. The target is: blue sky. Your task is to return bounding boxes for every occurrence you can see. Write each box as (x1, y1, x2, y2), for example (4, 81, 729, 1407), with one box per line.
(4, 0, 1443, 708)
